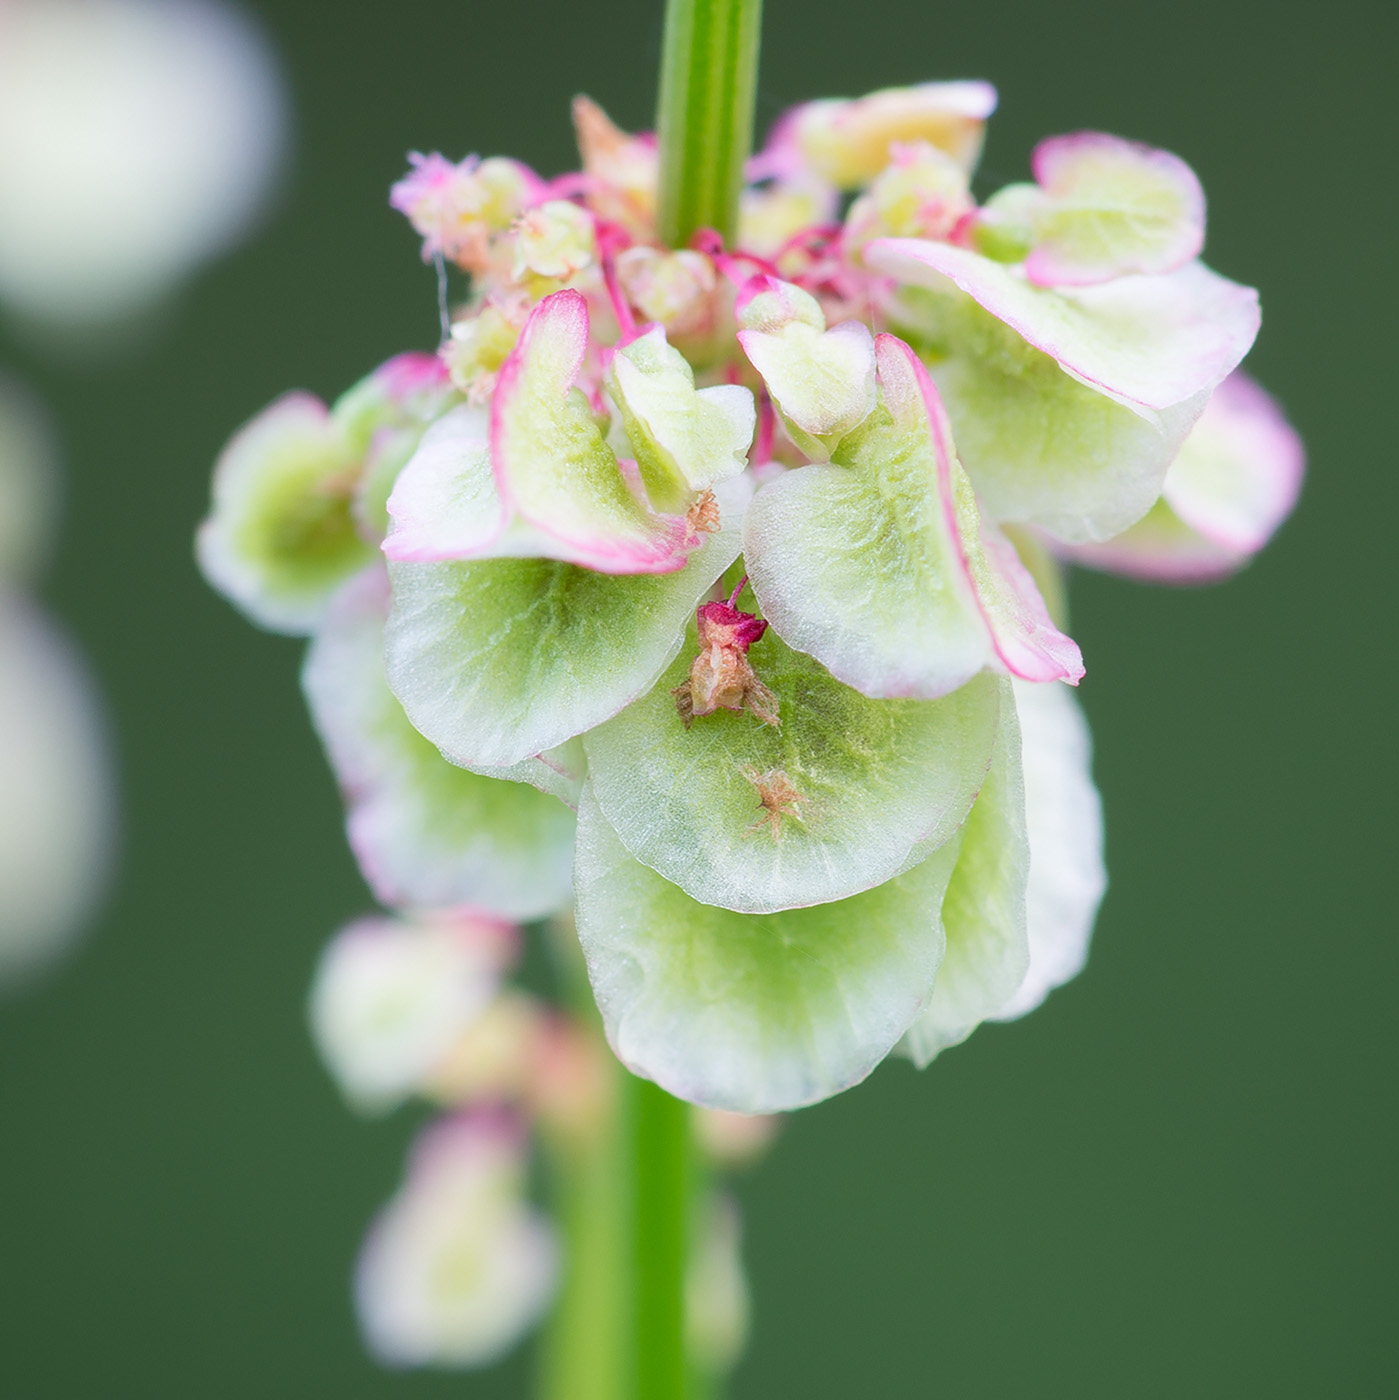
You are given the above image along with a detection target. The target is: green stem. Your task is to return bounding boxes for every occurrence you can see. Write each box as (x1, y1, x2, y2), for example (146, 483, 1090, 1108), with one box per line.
(539, 9, 762, 1392)
(625, 1074, 694, 1400)
(655, 0, 765, 248)
(537, 1115, 628, 1400)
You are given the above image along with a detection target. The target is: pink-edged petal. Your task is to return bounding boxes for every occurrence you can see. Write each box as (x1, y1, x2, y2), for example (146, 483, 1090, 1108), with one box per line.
(333, 352, 457, 448)
(894, 337, 1084, 686)
(865, 239, 1259, 412)
(972, 522, 1084, 685)
(382, 405, 504, 561)
(1024, 132, 1205, 287)
(1162, 371, 1304, 554)
(490, 290, 693, 575)
(766, 81, 998, 188)
(1051, 502, 1246, 584)
(745, 334, 1080, 698)
(1057, 371, 1304, 583)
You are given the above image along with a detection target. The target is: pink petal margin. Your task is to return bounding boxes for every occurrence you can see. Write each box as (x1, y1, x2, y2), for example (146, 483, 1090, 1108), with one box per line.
(1025, 131, 1205, 288)
(1058, 370, 1304, 584)
(877, 334, 1084, 685)
(490, 290, 693, 574)
(864, 239, 1259, 412)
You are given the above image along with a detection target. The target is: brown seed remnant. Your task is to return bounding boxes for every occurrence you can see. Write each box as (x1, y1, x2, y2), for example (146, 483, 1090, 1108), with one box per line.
(684, 488, 721, 538)
(672, 579, 780, 728)
(742, 766, 804, 840)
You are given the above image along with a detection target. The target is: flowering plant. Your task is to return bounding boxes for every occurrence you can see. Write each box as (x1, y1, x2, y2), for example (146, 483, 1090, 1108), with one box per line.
(198, 1, 1301, 1389)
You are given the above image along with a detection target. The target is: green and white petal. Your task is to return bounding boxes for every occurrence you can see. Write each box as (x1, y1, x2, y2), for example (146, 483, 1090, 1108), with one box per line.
(585, 622, 1001, 912)
(382, 405, 504, 561)
(490, 290, 694, 573)
(991, 678, 1105, 1021)
(1060, 371, 1305, 582)
(745, 333, 1081, 700)
(606, 326, 755, 513)
(1024, 132, 1206, 288)
(889, 285, 1205, 543)
(900, 694, 1029, 1064)
(574, 783, 962, 1112)
(384, 481, 744, 770)
(737, 278, 876, 462)
(197, 391, 374, 634)
(866, 239, 1259, 541)
(304, 569, 577, 919)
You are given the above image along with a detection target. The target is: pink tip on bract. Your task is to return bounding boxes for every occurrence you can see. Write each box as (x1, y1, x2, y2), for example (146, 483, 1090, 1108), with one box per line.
(1024, 131, 1206, 288)
(876, 333, 1084, 686)
(1057, 370, 1304, 583)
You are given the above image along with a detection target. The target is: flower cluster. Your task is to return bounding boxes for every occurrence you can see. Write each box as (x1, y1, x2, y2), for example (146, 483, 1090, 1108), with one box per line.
(198, 79, 1301, 1366)
(308, 908, 767, 1371)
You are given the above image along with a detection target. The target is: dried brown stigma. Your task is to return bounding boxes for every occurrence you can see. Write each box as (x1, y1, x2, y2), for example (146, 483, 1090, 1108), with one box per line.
(672, 578, 780, 728)
(742, 766, 803, 841)
(684, 488, 721, 538)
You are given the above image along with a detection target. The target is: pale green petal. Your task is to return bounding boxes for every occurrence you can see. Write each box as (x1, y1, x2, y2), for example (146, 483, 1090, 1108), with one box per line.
(900, 694, 1029, 1064)
(991, 678, 1105, 1021)
(574, 783, 962, 1112)
(584, 622, 1001, 912)
(738, 319, 877, 462)
(304, 569, 577, 919)
(899, 287, 1203, 542)
(745, 332, 1081, 700)
(197, 392, 374, 634)
(607, 326, 755, 513)
(493, 290, 692, 572)
(1025, 133, 1205, 287)
(384, 485, 743, 769)
(744, 456, 986, 697)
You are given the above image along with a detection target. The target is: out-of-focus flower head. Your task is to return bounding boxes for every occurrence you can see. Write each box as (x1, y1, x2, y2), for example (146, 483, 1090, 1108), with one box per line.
(356, 1111, 558, 1368)
(0, 0, 287, 330)
(0, 377, 114, 989)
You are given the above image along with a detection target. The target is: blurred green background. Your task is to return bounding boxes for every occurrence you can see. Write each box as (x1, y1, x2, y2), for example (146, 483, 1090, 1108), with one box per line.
(1, 0, 1394, 1394)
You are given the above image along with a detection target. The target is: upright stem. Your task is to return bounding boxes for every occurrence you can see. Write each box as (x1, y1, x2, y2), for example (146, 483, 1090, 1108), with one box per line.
(539, 11, 763, 1397)
(655, 0, 765, 247)
(537, 1114, 628, 1400)
(625, 1075, 694, 1400)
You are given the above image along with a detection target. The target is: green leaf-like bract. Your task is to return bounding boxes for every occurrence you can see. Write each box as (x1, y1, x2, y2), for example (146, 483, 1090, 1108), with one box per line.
(303, 570, 577, 920)
(574, 783, 962, 1112)
(900, 690, 1029, 1062)
(891, 287, 1202, 543)
(584, 627, 1003, 913)
(384, 505, 742, 770)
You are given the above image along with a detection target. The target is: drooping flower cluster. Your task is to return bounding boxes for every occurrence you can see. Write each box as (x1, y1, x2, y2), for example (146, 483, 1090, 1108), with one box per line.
(198, 80, 1301, 1367)
(308, 907, 766, 1372)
